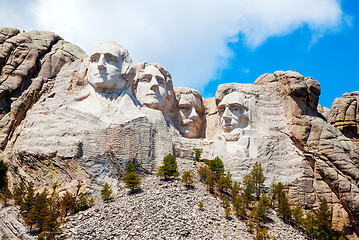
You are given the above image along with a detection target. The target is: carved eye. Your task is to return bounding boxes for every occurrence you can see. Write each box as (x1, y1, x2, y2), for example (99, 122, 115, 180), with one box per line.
(180, 107, 189, 112)
(105, 54, 118, 63)
(218, 108, 224, 114)
(90, 56, 99, 63)
(139, 76, 151, 82)
(156, 76, 165, 85)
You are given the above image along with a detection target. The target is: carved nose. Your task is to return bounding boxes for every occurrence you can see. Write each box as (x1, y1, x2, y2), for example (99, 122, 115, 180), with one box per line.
(222, 107, 231, 119)
(189, 107, 199, 119)
(150, 77, 159, 91)
(98, 55, 106, 70)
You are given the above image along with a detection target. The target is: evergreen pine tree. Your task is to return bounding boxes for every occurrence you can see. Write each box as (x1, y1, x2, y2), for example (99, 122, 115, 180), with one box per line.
(21, 182, 35, 217)
(181, 170, 194, 188)
(0, 187, 12, 206)
(225, 206, 231, 219)
(251, 162, 266, 200)
(220, 196, 230, 209)
(253, 194, 271, 224)
(231, 181, 241, 197)
(304, 209, 317, 240)
(13, 181, 26, 206)
(217, 172, 232, 194)
(33, 189, 50, 232)
(193, 148, 202, 162)
(242, 174, 254, 208)
(39, 208, 61, 240)
(204, 174, 216, 193)
(0, 160, 10, 205)
(101, 183, 114, 201)
(60, 190, 76, 217)
(232, 194, 246, 218)
(124, 172, 142, 193)
(125, 161, 136, 174)
(314, 198, 335, 240)
(277, 190, 291, 223)
(197, 165, 212, 182)
(157, 153, 178, 180)
(0, 160, 8, 191)
(255, 226, 271, 240)
(292, 204, 304, 228)
(208, 156, 224, 179)
(73, 193, 91, 213)
(198, 201, 204, 211)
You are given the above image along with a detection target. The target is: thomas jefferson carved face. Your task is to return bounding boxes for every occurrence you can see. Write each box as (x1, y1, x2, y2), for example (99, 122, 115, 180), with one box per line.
(177, 92, 204, 138)
(88, 41, 130, 91)
(218, 92, 248, 133)
(134, 64, 169, 111)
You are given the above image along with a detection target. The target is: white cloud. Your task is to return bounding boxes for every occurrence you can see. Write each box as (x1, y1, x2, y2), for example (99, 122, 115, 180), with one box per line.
(1, 0, 346, 90)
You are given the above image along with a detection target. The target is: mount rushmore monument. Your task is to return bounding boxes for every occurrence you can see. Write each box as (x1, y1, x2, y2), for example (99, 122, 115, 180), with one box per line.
(1, 28, 359, 238)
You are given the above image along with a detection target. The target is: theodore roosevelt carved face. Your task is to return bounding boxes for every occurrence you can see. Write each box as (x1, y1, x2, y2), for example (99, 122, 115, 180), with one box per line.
(174, 87, 205, 138)
(133, 62, 173, 112)
(87, 41, 133, 91)
(217, 92, 249, 134)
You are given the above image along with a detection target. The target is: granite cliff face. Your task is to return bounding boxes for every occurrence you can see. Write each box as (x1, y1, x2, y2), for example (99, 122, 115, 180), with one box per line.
(329, 92, 359, 147)
(0, 28, 359, 239)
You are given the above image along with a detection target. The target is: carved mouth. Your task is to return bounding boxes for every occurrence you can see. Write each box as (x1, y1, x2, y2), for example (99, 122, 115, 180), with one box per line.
(223, 124, 233, 130)
(95, 72, 108, 76)
(183, 120, 199, 129)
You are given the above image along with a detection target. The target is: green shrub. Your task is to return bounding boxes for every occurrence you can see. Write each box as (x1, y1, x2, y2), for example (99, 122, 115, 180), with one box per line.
(198, 165, 212, 182)
(181, 171, 194, 188)
(157, 154, 178, 180)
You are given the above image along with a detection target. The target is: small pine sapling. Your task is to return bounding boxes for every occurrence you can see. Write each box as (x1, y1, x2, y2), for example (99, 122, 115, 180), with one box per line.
(101, 183, 114, 202)
(181, 170, 194, 189)
(198, 201, 204, 211)
(225, 206, 231, 219)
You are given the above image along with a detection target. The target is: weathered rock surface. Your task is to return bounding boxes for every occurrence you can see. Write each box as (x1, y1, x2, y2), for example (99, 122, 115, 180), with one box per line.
(0, 27, 359, 239)
(253, 70, 359, 238)
(0, 206, 35, 240)
(0, 28, 86, 150)
(328, 91, 359, 147)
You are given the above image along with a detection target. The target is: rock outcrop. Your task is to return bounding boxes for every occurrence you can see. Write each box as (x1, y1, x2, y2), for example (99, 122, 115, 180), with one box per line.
(328, 92, 359, 147)
(0, 28, 359, 239)
(255, 71, 359, 238)
(0, 28, 86, 150)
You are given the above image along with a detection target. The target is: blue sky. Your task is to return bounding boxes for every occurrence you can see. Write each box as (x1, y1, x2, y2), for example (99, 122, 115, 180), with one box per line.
(0, 0, 357, 108)
(205, 0, 359, 108)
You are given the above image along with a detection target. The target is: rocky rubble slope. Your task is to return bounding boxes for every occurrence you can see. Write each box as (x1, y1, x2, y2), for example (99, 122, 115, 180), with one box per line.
(62, 158, 305, 240)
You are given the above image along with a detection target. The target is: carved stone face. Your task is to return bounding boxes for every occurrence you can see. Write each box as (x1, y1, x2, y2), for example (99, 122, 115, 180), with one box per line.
(218, 92, 248, 133)
(135, 65, 167, 110)
(178, 93, 204, 138)
(88, 41, 127, 90)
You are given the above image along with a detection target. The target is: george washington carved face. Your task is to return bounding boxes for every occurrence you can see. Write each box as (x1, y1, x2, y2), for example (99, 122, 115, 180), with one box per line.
(87, 41, 133, 91)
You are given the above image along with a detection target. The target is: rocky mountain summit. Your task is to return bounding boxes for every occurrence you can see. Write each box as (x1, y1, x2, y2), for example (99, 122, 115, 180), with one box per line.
(0, 27, 359, 239)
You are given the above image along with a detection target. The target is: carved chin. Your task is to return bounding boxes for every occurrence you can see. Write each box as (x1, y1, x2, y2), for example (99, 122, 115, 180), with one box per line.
(182, 125, 200, 138)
